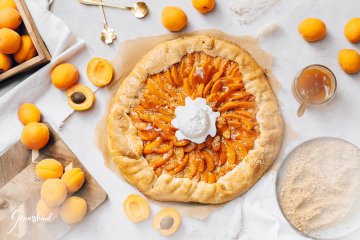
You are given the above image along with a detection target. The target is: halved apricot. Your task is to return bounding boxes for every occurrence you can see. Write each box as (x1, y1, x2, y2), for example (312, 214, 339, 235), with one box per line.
(87, 57, 113, 87)
(123, 194, 150, 222)
(153, 208, 181, 236)
(66, 84, 95, 111)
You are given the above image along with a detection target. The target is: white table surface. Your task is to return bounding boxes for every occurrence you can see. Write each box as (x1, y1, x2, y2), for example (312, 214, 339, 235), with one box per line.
(2, 0, 360, 239)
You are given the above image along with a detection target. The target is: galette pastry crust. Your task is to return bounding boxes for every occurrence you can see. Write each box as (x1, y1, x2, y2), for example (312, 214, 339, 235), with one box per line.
(107, 35, 283, 204)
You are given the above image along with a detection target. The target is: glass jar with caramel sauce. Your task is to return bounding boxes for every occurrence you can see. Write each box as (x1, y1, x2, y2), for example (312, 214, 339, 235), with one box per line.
(292, 64, 337, 106)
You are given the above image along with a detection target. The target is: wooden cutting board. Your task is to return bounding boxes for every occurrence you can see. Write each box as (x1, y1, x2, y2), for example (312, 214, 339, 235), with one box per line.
(0, 123, 107, 240)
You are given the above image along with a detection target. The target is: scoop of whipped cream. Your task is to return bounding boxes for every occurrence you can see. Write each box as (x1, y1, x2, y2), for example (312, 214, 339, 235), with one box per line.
(171, 97, 220, 144)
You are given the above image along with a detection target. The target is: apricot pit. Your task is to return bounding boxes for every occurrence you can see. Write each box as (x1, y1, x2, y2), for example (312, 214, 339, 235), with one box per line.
(123, 194, 150, 222)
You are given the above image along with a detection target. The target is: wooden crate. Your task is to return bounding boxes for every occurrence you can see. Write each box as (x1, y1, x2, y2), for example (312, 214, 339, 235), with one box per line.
(0, 0, 51, 83)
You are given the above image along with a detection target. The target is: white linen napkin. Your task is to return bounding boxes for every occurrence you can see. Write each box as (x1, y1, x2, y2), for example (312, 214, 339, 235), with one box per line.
(0, 0, 95, 153)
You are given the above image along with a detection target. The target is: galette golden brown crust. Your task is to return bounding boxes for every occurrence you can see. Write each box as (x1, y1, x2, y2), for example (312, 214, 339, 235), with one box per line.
(107, 35, 283, 204)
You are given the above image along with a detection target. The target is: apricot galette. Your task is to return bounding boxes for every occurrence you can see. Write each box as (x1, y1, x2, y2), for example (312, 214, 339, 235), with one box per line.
(107, 35, 283, 204)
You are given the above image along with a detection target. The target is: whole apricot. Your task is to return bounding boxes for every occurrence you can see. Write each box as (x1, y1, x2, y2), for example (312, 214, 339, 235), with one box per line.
(0, 0, 16, 10)
(298, 18, 326, 42)
(162, 6, 187, 32)
(61, 168, 85, 193)
(18, 103, 41, 125)
(36, 159, 64, 180)
(41, 179, 67, 207)
(14, 35, 36, 64)
(0, 28, 21, 54)
(60, 196, 87, 224)
(87, 57, 113, 87)
(51, 63, 79, 90)
(345, 18, 360, 43)
(338, 49, 360, 74)
(0, 52, 11, 72)
(36, 199, 59, 221)
(0, 7, 21, 29)
(20, 122, 50, 150)
(192, 0, 215, 14)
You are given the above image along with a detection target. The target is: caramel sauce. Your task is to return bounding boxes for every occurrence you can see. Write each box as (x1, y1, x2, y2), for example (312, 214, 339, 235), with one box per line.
(297, 68, 333, 104)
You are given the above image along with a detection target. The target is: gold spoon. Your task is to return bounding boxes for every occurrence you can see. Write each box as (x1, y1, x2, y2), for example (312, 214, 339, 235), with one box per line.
(98, 1, 116, 44)
(297, 95, 309, 117)
(79, 0, 149, 19)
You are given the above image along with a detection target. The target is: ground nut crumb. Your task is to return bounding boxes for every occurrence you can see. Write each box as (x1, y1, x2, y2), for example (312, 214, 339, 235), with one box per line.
(279, 138, 360, 234)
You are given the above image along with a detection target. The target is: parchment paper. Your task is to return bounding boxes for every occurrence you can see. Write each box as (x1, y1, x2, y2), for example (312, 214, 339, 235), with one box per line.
(96, 29, 277, 219)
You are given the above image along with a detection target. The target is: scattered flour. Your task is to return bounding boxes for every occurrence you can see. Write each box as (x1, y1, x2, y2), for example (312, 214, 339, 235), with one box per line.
(230, 0, 281, 24)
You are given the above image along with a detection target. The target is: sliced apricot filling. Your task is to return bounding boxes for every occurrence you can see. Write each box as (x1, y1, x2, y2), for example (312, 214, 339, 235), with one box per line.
(123, 194, 150, 222)
(129, 52, 260, 183)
